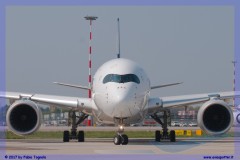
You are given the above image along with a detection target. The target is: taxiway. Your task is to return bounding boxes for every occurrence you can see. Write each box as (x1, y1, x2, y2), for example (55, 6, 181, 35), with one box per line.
(1, 127, 240, 160)
(2, 137, 239, 155)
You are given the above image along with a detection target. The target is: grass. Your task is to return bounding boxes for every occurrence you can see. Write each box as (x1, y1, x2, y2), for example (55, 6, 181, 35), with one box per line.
(5, 131, 155, 139)
(5, 131, 238, 139)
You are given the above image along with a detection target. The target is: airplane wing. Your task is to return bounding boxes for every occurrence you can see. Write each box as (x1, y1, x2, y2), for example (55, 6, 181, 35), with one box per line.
(147, 91, 239, 114)
(0, 91, 97, 113)
(150, 82, 182, 89)
(53, 82, 89, 90)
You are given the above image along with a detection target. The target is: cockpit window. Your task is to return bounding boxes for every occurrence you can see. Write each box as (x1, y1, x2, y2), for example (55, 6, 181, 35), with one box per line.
(103, 74, 140, 84)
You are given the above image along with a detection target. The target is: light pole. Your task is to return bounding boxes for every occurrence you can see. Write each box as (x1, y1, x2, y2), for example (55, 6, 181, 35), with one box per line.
(84, 16, 98, 126)
(232, 61, 237, 107)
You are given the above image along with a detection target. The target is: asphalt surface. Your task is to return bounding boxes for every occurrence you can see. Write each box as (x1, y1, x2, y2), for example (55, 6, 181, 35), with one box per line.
(2, 137, 239, 153)
(1, 127, 240, 160)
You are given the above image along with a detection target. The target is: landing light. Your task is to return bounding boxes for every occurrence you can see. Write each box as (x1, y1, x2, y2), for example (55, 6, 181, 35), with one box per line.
(119, 125, 124, 132)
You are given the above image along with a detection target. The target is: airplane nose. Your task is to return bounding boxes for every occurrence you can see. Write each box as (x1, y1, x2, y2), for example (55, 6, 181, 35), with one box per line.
(110, 91, 135, 118)
(114, 92, 130, 105)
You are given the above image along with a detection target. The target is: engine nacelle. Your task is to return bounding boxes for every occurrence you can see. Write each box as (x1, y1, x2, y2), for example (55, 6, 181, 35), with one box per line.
(197, 99, 233, 135)
(6, 100, 42, 135)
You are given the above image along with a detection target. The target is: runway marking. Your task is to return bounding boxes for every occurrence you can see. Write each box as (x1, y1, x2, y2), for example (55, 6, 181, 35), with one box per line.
(152, 141, 201, 153)
(151, 137, 238, 154)
(95, 150, 155, 154)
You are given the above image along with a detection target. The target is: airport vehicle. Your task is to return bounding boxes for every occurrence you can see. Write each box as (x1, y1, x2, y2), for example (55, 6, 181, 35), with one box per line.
(188, 122, 198, 127)
(171, 121, 180, 127)
(1, 18, 238, 145)
(142, 116, 157, 126)
(179, 122, 187, 127)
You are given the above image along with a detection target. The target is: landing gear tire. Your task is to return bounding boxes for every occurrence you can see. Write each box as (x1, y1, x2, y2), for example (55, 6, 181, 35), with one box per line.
(114, 135, 122, 145)
(78, 131, 84, 142)
(155, 130, 162, 142)
(169, 130, 176, 142)
(71, 130, 77, 140)
(121, 134, 128, 145)
(63, 131, 70, 142)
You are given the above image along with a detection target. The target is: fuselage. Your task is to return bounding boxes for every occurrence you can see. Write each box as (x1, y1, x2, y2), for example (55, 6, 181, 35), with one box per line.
(92, 58, 150, 125)
(233, 108, 240, 126)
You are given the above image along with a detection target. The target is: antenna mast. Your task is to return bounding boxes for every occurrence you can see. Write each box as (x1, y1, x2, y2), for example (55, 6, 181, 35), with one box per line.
(117, 18, 120, 58)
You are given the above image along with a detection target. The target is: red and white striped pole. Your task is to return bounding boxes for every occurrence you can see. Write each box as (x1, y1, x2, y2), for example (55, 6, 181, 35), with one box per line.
(85, 16, 97, 126)
(85, 16, 97, 98)
(232, 61, 237, 107)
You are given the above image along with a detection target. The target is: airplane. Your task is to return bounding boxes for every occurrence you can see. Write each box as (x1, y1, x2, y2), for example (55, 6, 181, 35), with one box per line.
(0, 17, 239, 145)
(233, 107, 240, 126)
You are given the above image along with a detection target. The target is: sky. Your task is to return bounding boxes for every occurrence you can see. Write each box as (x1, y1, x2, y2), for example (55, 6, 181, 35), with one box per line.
(6, 6, 234, 98)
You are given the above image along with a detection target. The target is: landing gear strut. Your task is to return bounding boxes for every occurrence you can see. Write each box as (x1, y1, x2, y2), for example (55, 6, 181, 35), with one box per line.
(113, 125, 129, 145)
(63, 111, 88, 142)
(151, 110, 176, 142)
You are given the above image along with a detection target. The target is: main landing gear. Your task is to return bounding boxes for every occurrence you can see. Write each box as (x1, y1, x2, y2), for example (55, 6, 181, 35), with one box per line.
(63, 111, 88, 142)
(151, 110, 176, 142)
(113, 125, 129, 145)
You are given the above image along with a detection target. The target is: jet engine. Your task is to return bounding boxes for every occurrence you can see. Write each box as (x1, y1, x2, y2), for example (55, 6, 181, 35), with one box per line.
(197, 99, 233, 135)
(6, 100, 42, 135)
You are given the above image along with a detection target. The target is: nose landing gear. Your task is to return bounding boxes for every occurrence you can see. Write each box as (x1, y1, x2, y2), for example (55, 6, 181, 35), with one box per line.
(113, 125, 129, 145)
(113, 134, 128, 145)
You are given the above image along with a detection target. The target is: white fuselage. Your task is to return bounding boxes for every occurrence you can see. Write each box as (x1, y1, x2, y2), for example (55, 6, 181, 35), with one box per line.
(92, 58, 150, 125)
(233, 108, 240, 126)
